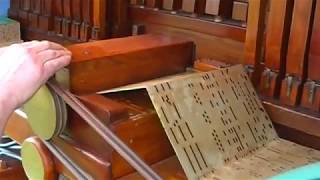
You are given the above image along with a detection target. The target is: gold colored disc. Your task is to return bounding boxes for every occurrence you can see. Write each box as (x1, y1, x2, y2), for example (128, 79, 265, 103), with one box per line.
(23, 85, 67, 140)
(21, 137, 57, 180)
(21, 139, 46, 180)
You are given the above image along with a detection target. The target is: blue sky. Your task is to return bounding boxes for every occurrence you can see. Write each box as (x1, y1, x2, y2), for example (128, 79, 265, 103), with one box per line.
(0, 0, 9, 17)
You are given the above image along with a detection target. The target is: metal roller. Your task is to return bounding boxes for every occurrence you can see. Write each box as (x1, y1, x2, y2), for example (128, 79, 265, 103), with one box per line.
(21, 137, 56, 180)
(23, 85, 67, 140)
(23, 82, 161, 179)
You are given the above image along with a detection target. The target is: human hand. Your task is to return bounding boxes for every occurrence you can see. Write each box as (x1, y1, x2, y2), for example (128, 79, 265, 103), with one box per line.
(0, 41, 71, 110)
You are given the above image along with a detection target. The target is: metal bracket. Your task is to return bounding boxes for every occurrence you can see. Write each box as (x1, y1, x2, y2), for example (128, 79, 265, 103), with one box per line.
(308, 81, 316, 103)
(286, 76, 293, 97)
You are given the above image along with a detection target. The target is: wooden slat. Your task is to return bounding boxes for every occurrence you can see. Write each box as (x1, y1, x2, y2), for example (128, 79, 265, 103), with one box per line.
(62, 0, 72, 38)
(307, 0, 320, 81)
(53, 0, 63, 34)
(39, 0, 53, 32)
(263, 101, 320, 138)
(91, 0, 108, 39)
(264, 0, 293, 71)
(244, 0, 267, 66)
(218, 0, 233, 18)
(301, 0, 320, 111)
(260, 0, 293, 98)
(28, 0, 40, 29)
(195, 0, 206, 15)
(280, 0, 316, 106)
(285, 0, 315, 77)
(18, 0, 30, 27)
(80, 0, 92, 41)
(244, 0, 267, 86)
(70, 0, 82, 40)
(111, 0, 130, 38)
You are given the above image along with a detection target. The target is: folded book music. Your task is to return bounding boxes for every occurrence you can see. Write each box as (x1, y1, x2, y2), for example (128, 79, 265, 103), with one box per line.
(102, 65, 320, 179)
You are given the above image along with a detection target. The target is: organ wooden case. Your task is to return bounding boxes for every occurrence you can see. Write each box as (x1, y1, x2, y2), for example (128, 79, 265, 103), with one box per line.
(3, 0, 320, 179)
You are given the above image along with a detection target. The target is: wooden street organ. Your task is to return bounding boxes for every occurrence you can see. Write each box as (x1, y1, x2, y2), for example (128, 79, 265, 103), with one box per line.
(3, 0, 320, 179)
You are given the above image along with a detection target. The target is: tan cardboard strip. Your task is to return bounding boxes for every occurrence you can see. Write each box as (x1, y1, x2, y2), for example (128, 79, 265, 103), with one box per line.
(146, 65, 319, 179)
(100, 65, 320, 179)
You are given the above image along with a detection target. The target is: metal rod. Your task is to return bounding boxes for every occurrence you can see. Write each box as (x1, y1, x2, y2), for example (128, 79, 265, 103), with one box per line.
(47, 80, 162, 180)
(41, 140, 92, 180)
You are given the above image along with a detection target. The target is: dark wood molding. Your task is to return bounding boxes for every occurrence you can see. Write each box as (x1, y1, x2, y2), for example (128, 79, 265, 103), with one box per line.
(130, 6, 246, 42)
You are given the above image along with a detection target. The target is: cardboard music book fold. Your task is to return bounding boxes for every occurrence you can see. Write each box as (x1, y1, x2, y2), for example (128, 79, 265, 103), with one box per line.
(0, 17, 22, 47)
(100, 65, 320, 179)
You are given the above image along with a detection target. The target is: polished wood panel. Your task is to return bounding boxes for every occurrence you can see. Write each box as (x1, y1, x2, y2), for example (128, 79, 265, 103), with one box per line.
(219, 0, 233, 18)
(78, 94, 129, 124)
(12, 0, 114, 43)
(67, 34, 194, 94)
(195, 0, 206, 15)
(18, 0, 29, 27)
(80, 0, 93, 41)
(130, 0, 144, 5)
(0, 164, 27, 180)
(308, 0, 320, 81)
(162, 0, 182, 11)
(130, 6, 245, 64)
(68, 90, 175, 178)
(28, 0, 40, 29)
(274, 123, 320, 151)
(39, 0, 53, 32)
(260, 0, 293, 98)
(119, 156, 186, 180)
(62, 0, 72, 38)
(111, 0, 130, 38)
(244, 0, 267, 66)
(244, 0, 267, 86)
(284, 0, 315, 77)
(70, 0, 82, 40)
(130, 6, 246, 42)
(301, 1, 320, 111)
(53, 0, 63, 34)
(280, 0, 316, 106)
(53, 137, 112, 179)
(91, 0, 108, 40)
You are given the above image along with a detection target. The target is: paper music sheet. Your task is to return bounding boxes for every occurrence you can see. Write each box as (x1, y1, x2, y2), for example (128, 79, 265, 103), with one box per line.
(103, 65, 320, 179)
(145, 65, 320, 179)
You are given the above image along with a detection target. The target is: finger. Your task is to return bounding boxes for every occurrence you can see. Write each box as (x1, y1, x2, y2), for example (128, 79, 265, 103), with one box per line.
(38, 49, 71, 63)
(42, 55, 71, 79)
(30, 41, 67, 53)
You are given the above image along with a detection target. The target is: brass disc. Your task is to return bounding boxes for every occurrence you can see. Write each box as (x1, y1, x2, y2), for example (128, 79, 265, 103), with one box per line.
(21, 137, 56, 180)
(23, 85, 67, 140)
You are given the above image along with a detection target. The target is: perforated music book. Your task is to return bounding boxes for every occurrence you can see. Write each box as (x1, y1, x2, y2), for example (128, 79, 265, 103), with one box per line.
(101, 65, 320, 179)
(0, 17, 22, 47)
